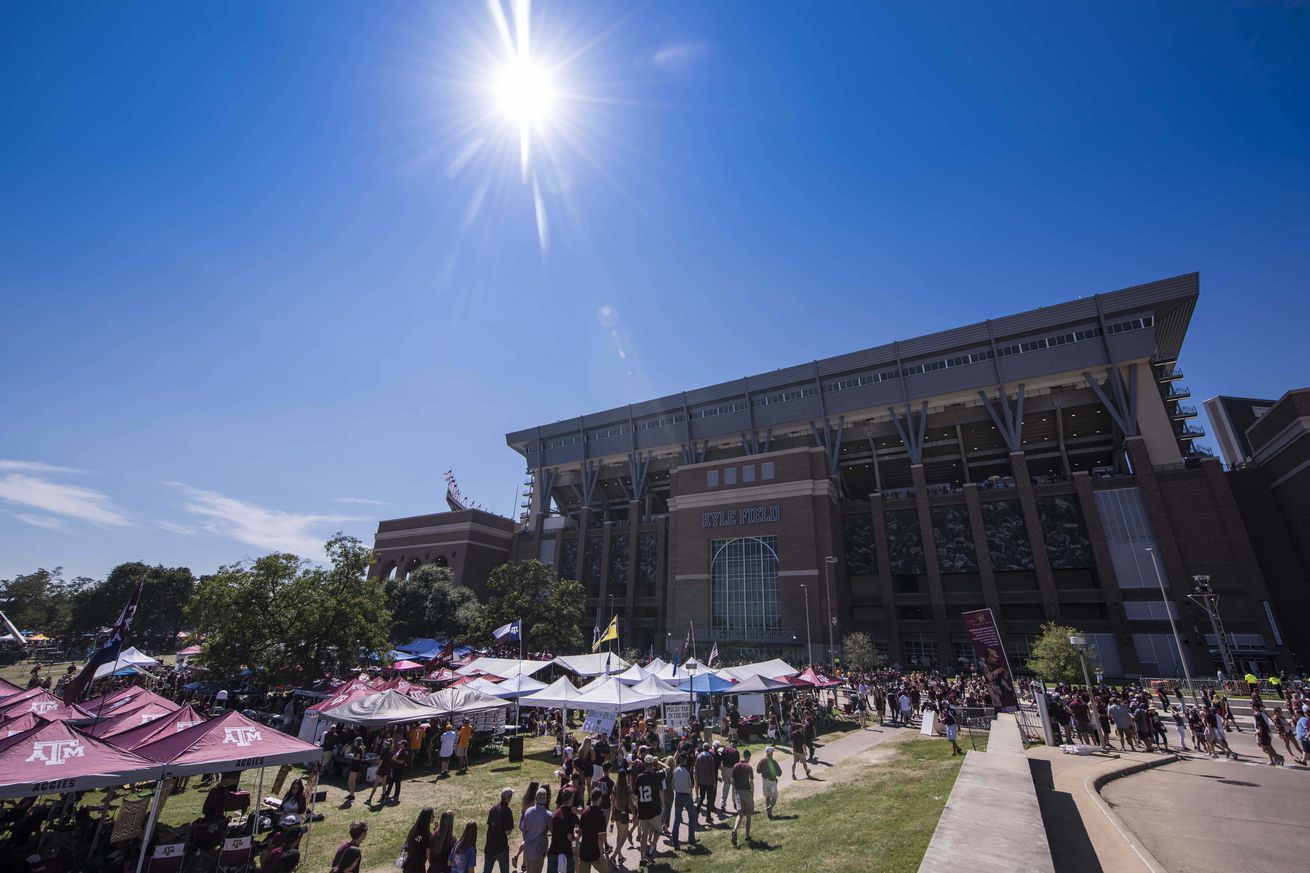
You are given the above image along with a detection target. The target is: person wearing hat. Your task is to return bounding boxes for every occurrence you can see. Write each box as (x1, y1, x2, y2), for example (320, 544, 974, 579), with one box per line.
(483, 787, 514, 873)
(756, 747, 782, 818)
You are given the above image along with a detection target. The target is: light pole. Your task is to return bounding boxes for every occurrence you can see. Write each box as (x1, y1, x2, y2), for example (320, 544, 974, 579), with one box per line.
(1145, 547, 1195, 700)
(1188, 575, 1235, 679)
(800, 583, 814, 667)
(1069, 635, 1107, 749)
(824, 556, 838, 664)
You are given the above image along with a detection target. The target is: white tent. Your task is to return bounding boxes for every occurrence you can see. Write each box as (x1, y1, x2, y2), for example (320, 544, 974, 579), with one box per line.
(613, 664, 651, 685)
(720, 674, 792, 695)
(576, 674, 612, 695)
(517, 676, 587, 710)
(651, 662, 691, 682)
(461, 677, 508, 697)
(551, 653, 629, 677)
(478, 673, 546, 700)
(721, 659, 799, 681)
(317, 690, 447, 726)
(629, 674, 689, 705)
(645, 657, 669, 673)
(424, 687, 512, 718)
(455, 657, 553, 678)
(570, 677, 662, 713)
(92, 646, 162, 680)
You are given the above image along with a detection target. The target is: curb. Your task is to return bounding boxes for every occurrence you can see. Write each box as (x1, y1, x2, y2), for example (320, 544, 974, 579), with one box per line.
(1082, 753, 1181, 873)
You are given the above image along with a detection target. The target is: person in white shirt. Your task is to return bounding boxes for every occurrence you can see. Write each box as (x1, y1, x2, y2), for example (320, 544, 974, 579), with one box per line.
(438, 724, 458, 776)
(898, 692, 913, 726)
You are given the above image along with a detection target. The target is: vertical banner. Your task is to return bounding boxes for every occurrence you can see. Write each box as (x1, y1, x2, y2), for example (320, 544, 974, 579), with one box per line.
(962, 608, 1019, 713)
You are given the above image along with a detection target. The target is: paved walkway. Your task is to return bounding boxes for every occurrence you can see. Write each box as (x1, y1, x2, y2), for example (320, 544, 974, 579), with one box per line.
(610, 717, 933, 866)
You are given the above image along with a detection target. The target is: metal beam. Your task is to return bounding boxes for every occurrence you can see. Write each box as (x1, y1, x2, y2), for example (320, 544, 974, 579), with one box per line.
(1082, 369, 1139, 436)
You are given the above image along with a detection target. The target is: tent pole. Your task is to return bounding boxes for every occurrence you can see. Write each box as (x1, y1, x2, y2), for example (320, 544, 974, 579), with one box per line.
(133, 778, 166, 873)
(251, 766, 266, 842)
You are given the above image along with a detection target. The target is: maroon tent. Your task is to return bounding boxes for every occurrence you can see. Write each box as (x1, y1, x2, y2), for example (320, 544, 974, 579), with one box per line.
(85, 702, 177, 739)
(75, 688, 177, 720)
(134, 710, 321, 777)
(106, 705, 208, 751)
(0, 677, 24, 697)
(795, 667, 840, 688)
(0, 719, 159, 800)
(0, 689, 72, 720)
(1, 713, 46, 738)
(306, 684, 376, 715)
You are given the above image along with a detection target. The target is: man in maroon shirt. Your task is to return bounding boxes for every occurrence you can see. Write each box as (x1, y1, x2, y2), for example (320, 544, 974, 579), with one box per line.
(547, 789, 578, 873)
(730, 748, 755, 847)
(577, 788, 607, 873)
(484, 787, 515, 873)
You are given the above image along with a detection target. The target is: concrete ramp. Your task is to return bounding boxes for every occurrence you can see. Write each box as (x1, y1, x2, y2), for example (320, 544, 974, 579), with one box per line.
(919, 715, 1054, 873)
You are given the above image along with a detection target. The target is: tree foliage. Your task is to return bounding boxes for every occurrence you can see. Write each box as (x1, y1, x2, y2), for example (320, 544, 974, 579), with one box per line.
(1026, 622, 1098, 685)
(186, 534, 389, 684)
(472, 560, 584, 653)
(71, 562, 195, 649)
(0, 568, 90, 639)
(841, 631, 883, 672)
(384, 564, 482, 644)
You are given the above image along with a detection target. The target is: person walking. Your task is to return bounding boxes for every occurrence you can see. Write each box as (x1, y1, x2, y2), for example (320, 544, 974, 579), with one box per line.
(1171, 706, 1189, 751)
(518, 787, 551, 873)
(457, 718, 474, 773)
(547, 788, 579, 873)
(345, 737, 366, 802)
(428, 811, 456, 873)
(789, 721, 811, 779)
(717, 742, 739, 816)
(669, 755, 697, 848)
(610, 765, 635, 860)
(693, 743, 717, 825)
(730, 749, 754, 847)
(1271, 707, 1304, 765)
(367, 738, 394, 805)
(330, 820, 367, 873)
(448, 821, 478, 873)
(756, 747, 782, 818)
(386, 740, 410, 802)
(438, 724, 458, 777)
(482, 787, 514, 873)
(577, 788, 608, 873)
(635, 756, 664, 865)
(941, 703, 962, 756)
(401, 808, 434, 873)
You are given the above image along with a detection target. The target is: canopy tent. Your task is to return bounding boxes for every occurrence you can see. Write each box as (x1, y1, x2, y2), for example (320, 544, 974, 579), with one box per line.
(91, 646, 161, 680)
(395, 639, 474, 661)
(396, 638, 441, 654)
(683, 658, 707, 670)
(460, 677, 508, 697)
(0, 689, 76, 720)
(517, 676, 587, 710)
(374, 677, 428, 698)
(1, 712, 46, 737)
(176, 645, 202, 657)
(422, 667, 461, 684)
(305, 684, 376, 715)
(781, 674, 815, 688)
(316, 690, 446, 727)
(135, 710, 321, 777)
(0, 677, 24, 697)
(474, 673, 546, 700)
(796, 667, 841, 688)
(106, 705, 208, 751)
(449, 674, 497, 687)
(550, 653, 629, 677)
(629, 675, 690, 705)
(576, 674, 613, 695)
(76, 689, 179, 721)
(721, 659, 800, 681)
(456, 657, 553, 678)
(651, 662, 691, 682)
(0, 719, 160, 800)
(720, 674, 792, 695)
(645, 657, 669, 673)
(84, 702, 177, 739)
(613, 664, 651, 685)
(569, 678, 662, 713)
(392, 660, 423, 672)
(674, 673, 736, 695)
(423, 686, 512, 716)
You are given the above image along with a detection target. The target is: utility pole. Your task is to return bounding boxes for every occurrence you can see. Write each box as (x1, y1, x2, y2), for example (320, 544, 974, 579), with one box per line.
(1145, 548, 1196, 700)
(824, 556, 838, 663)
(800, 583, 814, 666)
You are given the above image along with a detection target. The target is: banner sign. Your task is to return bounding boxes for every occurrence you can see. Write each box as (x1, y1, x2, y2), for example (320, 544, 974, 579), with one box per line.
(663, 703, 692, 731)
(582, 709, 617, 736)
(470, 708, 507, 733)
(962, 608, 1019, 713)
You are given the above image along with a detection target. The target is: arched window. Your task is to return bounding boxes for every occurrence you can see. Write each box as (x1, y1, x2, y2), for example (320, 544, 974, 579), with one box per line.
(710, 536, 780, 637)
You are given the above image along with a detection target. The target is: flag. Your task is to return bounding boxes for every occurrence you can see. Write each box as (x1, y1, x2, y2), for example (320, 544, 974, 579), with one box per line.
(707, 642, 720, 668)
(492, 620, 521, 643)
(647, 641, 654, 662)
(678, 621, 693, 663)
(434, 639, 455, 665)
(592, 615, 618, 652)
(63, 577, 144, 705)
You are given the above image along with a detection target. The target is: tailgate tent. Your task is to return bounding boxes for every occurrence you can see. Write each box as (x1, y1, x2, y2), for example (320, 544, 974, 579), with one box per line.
(1, 712, 46, 737)
(479, 673, 546, 700)
(0, 719, 159, 800)
(651, 662, 690, 682)
(551, 653, 629, 677)
(456, 657, 553, 679)
(0, 689, 78, 720)
(107, 705, 208, 751)
(721, 674, 793, 695)
(629, 675, 690, 705)
(722, 659, 799, 681)
(517, 676, 586, 710)
(570, 678, 662, 713)
(316, 690, 447, 727)
(796, 667, 841, 688)
(0, 677, 24, 697)
(613, 664, 651, 685)
(424, 687, 513, 718)
(92, 646, 161, 680)
(86, 702, 178, 739)
(75, 688, 178, 719)
(674, 673, 736, 695)
(135, 710, 321, 777)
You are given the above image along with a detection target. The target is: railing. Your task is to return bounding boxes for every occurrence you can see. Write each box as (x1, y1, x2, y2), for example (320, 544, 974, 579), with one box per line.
(879, 487, 916, 501)
(1170, 403, 1198, 418)
(1163, 384, 1191, 398)
(1156, 367, 1184, 382)
(1178, 423, 1206, 437)
(1030, 473, 1069, 486)
(977, 476, 1017, 491)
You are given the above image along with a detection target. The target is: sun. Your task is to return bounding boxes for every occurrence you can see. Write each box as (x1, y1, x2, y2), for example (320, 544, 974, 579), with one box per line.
(493, 57, 556, 128)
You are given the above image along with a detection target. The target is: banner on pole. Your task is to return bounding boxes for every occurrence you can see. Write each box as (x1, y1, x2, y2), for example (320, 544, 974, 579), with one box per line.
(582, 709, 617, 736)
(962, 608, 1019, 713)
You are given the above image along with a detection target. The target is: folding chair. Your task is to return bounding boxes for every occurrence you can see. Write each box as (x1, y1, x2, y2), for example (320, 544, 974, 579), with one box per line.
(215, 835, 253, 873)
(146, 842, 187, 873)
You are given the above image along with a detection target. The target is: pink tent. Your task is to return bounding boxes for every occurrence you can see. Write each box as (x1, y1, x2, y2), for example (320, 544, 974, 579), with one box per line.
(76, 689, 178, 720)
(307, 684, 376, 715)
(0, 719, 159, 800)
(1, 713, 46, 737)
(423, 667, 461, 684)
(106, 705, 208, 751)
(392, 660, 422, 672)
(135, 710, 321, 777)
(0, 677, 23, 697)
(796, 667, 840, 688)
(0, 689, 71, 720)
(176, 645, 202, 656)
(86, 702, 177, 739)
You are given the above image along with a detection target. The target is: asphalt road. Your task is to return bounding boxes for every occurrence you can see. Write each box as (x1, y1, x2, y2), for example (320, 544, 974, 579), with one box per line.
(1101, 752, 1310, 872)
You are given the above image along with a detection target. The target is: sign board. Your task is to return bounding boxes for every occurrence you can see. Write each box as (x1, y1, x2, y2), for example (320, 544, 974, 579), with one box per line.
(919, 710, 936, 736)
(700, 505, 781, 528)
(663, 703, 692, 731)
(470, 708, 507, 733)
(582, 710, 617, 736)
(962, 608, 1019, 713)
(110, 797, 150, 844)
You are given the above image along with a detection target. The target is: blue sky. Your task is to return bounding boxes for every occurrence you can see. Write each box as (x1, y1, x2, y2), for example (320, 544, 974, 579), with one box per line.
(2, 2, 1307, 581)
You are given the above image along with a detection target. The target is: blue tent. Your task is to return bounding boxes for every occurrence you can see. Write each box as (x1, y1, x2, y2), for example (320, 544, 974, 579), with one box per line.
(397, 638, 441, 654)
(673, 673, 736, 694)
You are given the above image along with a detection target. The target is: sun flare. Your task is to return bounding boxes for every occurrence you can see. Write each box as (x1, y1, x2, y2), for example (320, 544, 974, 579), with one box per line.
(493, 57, 556, 127)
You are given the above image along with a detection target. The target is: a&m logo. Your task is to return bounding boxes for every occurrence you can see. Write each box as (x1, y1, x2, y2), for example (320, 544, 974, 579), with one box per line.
(31, 701, 59, 715)
(222, 726, 262, 748)
(26, 739, 85, 766)
(175, 721, 201, 732)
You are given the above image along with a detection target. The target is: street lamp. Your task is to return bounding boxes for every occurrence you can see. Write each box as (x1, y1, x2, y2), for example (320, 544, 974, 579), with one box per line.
(1069, 635, 1107, 748)
(1145, 547, 1195, 701)
(824, 556, 838, 663)
(1188, 576, 1235, 679)
(800, 583, 814, 667)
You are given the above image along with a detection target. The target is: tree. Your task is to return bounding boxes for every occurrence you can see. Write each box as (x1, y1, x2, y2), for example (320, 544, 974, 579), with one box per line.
(0, 568, 89, 639)
(186, 534, 390, 684)
(384, 564, 482, 644)
(1026, 622, 1098, 685)
(841, 631, 883, 672)
(71, 563, 195, 649)
(472, 560, 584, 653)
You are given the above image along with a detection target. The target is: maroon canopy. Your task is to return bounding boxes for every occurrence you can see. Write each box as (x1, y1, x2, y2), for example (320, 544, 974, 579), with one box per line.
(1, 713, 46, 737)
(307, 684, 376, 714)
(0, 719, 160, 800)
(106, 705, 208, 751)
(796, 667, 840, 688)
(135, 710, 321, 777)
(0, 689, 70, 720)
(0, 677, 24, 697)
(85, 702, 177, 739)
(75, 688, 177, 720)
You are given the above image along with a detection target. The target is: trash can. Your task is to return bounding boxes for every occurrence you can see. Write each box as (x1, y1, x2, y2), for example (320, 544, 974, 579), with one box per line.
(507, 735, 524, 763)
